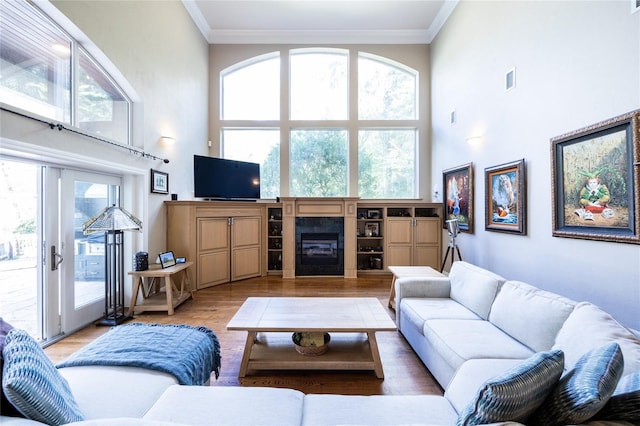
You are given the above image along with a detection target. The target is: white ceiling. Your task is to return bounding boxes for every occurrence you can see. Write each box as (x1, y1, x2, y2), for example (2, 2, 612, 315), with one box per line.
(182, 0, 459, 44)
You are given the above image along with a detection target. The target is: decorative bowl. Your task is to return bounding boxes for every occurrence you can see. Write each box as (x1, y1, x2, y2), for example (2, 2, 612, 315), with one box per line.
(292, 332, 331, 356)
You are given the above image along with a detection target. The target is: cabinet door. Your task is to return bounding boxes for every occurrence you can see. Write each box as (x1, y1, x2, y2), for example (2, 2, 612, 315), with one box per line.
(385, 218, 412, 267)
(231, 216, 262, 281)
(414, 218, 442, 268)
(198, 218, 230, 288)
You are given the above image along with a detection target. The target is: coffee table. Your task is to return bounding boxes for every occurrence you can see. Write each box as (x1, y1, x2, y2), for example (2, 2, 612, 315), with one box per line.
(227, 297, 397, 378)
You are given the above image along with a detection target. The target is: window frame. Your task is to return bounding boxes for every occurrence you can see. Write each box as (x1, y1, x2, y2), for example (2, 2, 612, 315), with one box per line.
(214, 46, 426, 200)
(0, 0, 133, 146)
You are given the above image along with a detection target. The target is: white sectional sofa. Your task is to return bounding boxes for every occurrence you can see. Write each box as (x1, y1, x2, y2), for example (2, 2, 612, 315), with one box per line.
(2, 261, 639, 425)
(395, 260, 640, 425)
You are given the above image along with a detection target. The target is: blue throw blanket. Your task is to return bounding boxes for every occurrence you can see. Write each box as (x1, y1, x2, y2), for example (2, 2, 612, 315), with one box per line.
(57, 323, 221, 385)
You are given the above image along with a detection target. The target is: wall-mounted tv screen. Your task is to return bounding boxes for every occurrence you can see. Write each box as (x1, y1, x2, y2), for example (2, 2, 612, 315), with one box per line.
(193, 155, 260, 200)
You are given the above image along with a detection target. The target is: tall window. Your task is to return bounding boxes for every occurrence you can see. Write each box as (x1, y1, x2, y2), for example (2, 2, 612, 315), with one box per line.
(219, 48, 420, 199)
(0, 0, 131, 145)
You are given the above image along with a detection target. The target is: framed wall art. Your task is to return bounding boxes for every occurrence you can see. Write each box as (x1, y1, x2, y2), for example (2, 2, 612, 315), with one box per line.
(485, 159, 527, 235)
(443, 163, 474, 233)
(551, 109, 640, 244)
(151, 169, 169, 194)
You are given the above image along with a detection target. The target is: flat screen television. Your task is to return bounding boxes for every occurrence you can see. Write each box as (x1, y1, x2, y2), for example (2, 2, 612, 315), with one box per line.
(193, 155, 260, 200)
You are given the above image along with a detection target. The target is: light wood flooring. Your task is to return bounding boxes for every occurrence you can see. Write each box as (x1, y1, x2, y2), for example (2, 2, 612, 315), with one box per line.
(45, 275, 443, 396)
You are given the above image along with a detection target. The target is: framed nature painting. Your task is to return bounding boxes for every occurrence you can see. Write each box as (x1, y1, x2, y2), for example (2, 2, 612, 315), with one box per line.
(443, 163, 474, 233)
(485, 159, 526, 235)
(551, 110, 640, 244)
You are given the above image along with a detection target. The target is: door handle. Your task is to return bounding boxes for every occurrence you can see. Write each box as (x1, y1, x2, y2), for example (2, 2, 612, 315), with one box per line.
(51, 245, 63, 271)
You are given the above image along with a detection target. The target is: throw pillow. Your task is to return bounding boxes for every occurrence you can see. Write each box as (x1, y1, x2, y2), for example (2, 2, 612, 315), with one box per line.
(593, 370, 640, 421)
(2, 328, 85, 424)
(0, 317, 23, 418)
(528, 342, 623, 426)
(455, 349, 564, 426)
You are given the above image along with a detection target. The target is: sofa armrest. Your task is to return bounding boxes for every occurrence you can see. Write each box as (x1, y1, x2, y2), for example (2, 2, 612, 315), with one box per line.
(395, 276, 451, 300)
(394, 276, 451, 324)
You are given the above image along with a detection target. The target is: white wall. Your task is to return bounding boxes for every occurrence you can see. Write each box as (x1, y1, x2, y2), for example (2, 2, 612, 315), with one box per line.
(8, 0, 210, 259)
(430, 1, 640, 329)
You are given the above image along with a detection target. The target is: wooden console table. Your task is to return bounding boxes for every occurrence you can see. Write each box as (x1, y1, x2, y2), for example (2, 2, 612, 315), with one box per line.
(127, 261, 194, 316)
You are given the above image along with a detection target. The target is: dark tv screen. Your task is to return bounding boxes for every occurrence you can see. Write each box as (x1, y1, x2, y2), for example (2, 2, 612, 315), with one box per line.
(193, 155, 260, 200)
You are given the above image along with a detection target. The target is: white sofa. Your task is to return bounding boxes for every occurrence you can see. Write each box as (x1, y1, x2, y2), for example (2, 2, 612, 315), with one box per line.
(2, 261, 639, 425)
(395, 260, 640, 425)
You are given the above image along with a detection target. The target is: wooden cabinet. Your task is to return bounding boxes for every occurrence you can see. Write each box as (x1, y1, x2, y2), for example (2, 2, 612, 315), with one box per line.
(266, 207, 283, 274)
(167, 202, 264, 289)
(385, 206, 442, 270)
(356, 207, 385, 272)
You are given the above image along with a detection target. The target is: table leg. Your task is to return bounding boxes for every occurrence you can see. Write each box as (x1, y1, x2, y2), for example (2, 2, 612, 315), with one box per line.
(164, 275, 175, 315)
(367, 331, 385, 379)
(387, 275, 397, 309)
(127, 277, 142, 316)
(238, 331, 257, 378)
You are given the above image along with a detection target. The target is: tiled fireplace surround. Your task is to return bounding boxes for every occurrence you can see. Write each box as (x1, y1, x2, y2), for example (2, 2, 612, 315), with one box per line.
(280, 197, 359, 278)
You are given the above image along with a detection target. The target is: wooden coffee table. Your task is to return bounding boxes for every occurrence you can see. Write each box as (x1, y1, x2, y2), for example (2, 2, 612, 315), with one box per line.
(227, 297, 397, 378)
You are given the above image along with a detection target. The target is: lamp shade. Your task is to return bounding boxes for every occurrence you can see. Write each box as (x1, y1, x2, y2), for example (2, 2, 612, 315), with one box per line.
(82, 205, 142, 234)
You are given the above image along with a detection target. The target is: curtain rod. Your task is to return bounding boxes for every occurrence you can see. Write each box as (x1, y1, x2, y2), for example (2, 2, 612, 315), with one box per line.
(1, 106, 169, 163)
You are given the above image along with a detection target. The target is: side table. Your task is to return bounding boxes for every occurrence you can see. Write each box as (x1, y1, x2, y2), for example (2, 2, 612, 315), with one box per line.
(127, 261, 194, 316)
(387, 265, 445, 310)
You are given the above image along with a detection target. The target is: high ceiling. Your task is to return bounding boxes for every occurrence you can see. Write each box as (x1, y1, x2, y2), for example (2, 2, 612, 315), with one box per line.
(182, 0, 458, 44)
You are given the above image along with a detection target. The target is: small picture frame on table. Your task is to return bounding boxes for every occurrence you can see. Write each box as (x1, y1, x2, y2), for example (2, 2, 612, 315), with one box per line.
(159, 251, 176, 268)
(151, 169, 169, 194)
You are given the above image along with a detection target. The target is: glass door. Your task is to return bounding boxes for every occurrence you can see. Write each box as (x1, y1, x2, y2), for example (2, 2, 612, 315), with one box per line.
(0, 159, 58, 341)
(60, 170, 120, 332)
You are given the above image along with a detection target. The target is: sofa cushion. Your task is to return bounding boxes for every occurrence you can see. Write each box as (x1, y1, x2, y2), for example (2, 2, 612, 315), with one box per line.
(144, 385, 304, 425)
(593, 370, 640, 422)
(401, 298, 481, 332)
(553, 302, 640, 376)
(489, 281, 576, 352)
(2, 328, 85, 425)
(455, 349, 564, 425)
(529, 342, 623, 426)
(302, 394, 458, 426)
(1, 317, 23, 418)
(422, 319, 534, 374)
(449, 261, 505, 320)
(59, 366, 178, 419)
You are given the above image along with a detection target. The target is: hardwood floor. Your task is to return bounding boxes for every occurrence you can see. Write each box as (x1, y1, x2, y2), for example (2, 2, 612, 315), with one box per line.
(45, 275, 443, 396)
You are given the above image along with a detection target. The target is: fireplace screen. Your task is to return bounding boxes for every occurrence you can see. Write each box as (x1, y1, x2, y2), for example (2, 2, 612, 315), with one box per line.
(300, 233, 339, 265)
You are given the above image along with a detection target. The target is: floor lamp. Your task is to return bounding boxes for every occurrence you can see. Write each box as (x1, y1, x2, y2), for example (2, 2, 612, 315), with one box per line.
(83, 205, 142, 326)
(440, 218, 462, 273)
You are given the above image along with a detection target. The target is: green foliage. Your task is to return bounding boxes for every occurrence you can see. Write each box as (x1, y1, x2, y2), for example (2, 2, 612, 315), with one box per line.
(290, 130, 347, 197)
(14, 219, 35, 234)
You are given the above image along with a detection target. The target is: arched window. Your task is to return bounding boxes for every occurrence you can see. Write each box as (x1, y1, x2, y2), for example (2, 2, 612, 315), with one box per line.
(218, 48, 420, 199)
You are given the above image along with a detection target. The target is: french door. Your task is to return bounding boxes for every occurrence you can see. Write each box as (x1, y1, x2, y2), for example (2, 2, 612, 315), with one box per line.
(0, 158, 121, 342)
(60, 170, 121, 332)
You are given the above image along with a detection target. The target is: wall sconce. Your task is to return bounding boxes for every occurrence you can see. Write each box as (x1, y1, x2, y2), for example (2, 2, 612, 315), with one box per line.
(466, 136, 482, 145)
(159, 136, 176, 146)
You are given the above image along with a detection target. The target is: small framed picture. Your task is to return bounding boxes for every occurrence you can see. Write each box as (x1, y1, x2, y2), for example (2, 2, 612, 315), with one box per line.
(159, 251, 176, 268)
(485, 159, 527, 235)
(443, 163, 474, 233)
(365, 222, 380, 237)
(633, 0, 640, 14)
(367, 210, 380, 219)
(151, 169, 169, 194)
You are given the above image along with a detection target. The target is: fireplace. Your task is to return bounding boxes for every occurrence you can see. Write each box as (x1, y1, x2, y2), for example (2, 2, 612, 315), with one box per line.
(301, 233, 339, 265)
(296, 217, 344, 276)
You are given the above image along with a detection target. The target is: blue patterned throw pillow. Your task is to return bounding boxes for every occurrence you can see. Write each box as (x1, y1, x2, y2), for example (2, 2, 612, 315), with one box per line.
(593, 370, 640, 421)
(528, 342, 623, 426)
(456, 349, 564, 425)
(2, 328, 85, 424)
